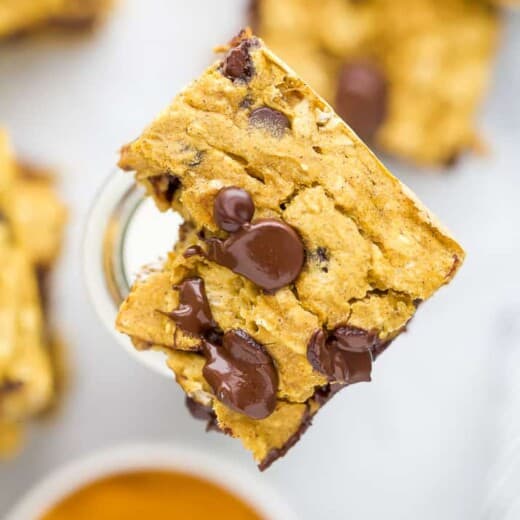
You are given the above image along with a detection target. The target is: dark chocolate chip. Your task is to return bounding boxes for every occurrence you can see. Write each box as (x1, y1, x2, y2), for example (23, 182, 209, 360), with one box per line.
(202, 329, 278, 420)
(164, 278, 217, 337)
(249, 107, 290, 138)
(185, 396, 221, 433)
(214, 187, 255, 232)
(307, 329, 372, 384)
(148, 174, 181, 204)
(336, 61, 388, 142)
(206, 218, 305, 292)
(333, 325, 379, 353)
(183, 245, 205, 258)
(221, 38, 258, 83)
(259, 406, 312, 471)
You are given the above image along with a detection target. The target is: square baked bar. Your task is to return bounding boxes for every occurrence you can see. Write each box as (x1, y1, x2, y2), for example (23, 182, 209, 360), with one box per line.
(0, 0, 111, 39)
(252, 0, 500, 166)
(0, 130, 67, 457)
(117, 30, 464, 469)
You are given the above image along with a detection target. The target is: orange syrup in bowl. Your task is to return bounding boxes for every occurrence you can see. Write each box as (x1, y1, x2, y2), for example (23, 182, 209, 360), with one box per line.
(41, 470, 264, 520)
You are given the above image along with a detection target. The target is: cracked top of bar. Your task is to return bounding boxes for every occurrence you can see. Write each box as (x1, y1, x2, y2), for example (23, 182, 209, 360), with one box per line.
(117, 30, 464, 468)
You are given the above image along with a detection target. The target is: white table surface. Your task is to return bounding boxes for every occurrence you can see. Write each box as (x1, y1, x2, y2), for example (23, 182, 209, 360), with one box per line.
(1, 2, 519, 519)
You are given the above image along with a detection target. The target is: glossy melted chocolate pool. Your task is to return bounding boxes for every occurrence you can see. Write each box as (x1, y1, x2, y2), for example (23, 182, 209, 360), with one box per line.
(41, 470, 263, 520)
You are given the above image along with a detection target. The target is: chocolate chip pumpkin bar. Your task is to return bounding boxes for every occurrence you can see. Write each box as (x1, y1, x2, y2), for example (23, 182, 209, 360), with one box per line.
(0, 0, 111, 39)
(0, 130, 67, 457)
(117, 30, 465, 468)
(251, 0, 500, 166)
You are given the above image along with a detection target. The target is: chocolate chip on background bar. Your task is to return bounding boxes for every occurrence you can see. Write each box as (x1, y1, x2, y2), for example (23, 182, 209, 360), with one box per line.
(214, 187, 255, 232)
(249, 107, 290, 138)
(307, 328, 373, 384)
(202, 329, 278, 420)
(336, 61, 388, 143)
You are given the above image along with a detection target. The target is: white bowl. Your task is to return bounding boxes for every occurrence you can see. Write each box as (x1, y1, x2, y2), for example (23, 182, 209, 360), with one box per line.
(5, 443, 299, 520)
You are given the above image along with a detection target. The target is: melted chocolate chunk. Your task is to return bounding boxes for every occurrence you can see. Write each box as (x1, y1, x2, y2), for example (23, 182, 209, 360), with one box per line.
(221, 38, 259, 83)
(307, 329, 372, 384)
(165, 278, 217, 337)
(249, 107, 290, 138)
(206, 218, 305, 292)
(333, 325, 379, 353)
(148, 174, 181, 204)
(214, 187, 255, 232)
(201, 329, 278, 420)
(185, 396, 220, 433)
(336, 61, 388, 142)
(259, 406, 313, 471)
